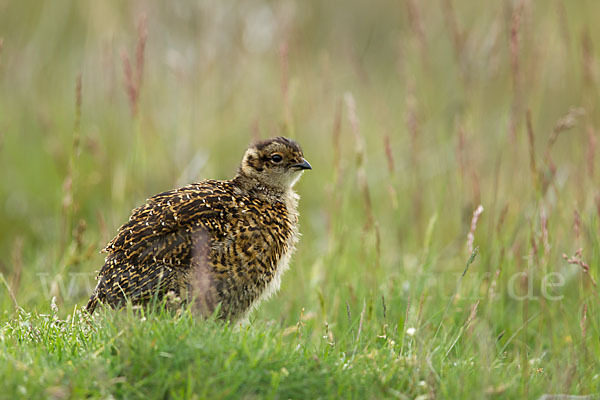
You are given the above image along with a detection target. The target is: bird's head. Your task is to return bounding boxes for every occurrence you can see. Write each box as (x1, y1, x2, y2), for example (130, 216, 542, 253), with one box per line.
(239, 137, 311, 190)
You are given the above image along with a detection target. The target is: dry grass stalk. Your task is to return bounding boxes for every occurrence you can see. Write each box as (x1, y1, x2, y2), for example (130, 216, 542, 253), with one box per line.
(441, 0, 464, 67)
(135, 16, 147, 84)
(466, 299, 480, 336)
(74, 219, 87, 251)
(345, 300, 352, 325)
(383, 134, 395, 175)
(573, 209, 581, 239)
(551, 107, 586, 138)
(488, 267, 501, 301)
(509, 1, 524, 93)
(121, 52, 135, 112)
(540, 209, 550, 258)
(586, 126, 596, 177)
(530, 223, 539, 254)
(377, 295, 388, 339)
(323, 321, 335, 347)
(404, 0, 427, 65)
(467, 205, 484, 254)
(508, 0, 525, 142)
(355, 300, 366, 344)
(344, 93, 362, 159)
(351, 300, 366, 361)
(525, 110, 539, 192)
(581, 28, 595, 86)
(543, 107, 586, 185)
(121, 15, 147, 117)
(496, 203, 509, 234)
(562, 248, 596, 287)
(398, 293, 411, 354)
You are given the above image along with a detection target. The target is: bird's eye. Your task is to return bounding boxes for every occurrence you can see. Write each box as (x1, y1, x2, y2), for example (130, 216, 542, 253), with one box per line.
(271, 154, 283, 163)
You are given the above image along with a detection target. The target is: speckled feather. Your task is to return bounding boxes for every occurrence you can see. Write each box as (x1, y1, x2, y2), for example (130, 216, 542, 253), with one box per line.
(86, 137, 310, 321)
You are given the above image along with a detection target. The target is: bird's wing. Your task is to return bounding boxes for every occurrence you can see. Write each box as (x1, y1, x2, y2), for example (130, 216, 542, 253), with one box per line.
(104, 180, 235, 254)
(92, 181, 237, 306)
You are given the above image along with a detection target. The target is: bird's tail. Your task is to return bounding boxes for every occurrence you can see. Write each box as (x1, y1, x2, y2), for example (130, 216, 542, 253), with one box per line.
(86, 277, 103, 314)
(85, 294, 98, 314)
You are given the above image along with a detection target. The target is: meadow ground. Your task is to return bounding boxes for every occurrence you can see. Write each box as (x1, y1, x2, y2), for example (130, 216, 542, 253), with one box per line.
(1, 1, 600, 399)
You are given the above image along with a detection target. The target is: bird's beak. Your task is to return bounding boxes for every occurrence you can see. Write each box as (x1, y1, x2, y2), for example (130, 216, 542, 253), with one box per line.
(291, 159, 312, 170)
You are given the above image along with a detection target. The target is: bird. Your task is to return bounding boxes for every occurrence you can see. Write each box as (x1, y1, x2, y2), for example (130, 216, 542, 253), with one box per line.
(86, 136, 311, 321)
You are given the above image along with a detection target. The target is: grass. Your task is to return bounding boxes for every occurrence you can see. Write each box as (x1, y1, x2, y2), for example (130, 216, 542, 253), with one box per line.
(1, 1, 600, 398)
(2, 304, 427, 399)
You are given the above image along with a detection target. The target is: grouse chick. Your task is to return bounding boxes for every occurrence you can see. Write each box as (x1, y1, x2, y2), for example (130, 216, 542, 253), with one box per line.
(86, 137, 311, 321)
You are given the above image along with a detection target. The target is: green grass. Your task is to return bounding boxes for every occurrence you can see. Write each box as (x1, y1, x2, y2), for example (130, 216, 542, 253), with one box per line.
(1, 305, 425, 399)
(2, 1, 600, 398)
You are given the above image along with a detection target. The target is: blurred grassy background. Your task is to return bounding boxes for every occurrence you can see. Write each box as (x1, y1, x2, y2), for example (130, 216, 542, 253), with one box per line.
(1, 0, 600, 396)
